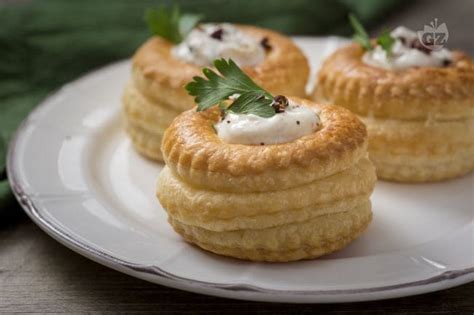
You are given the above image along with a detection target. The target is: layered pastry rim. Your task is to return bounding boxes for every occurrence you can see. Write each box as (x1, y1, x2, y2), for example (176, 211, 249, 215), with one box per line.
(161, 97, 367, 176)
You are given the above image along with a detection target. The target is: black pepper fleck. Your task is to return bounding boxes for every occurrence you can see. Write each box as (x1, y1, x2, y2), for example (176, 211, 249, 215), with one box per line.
(260, 37, 272, 51)
(410, 39, 431, 54)
(271, 95, 289, 113)
(296, 121, 300, 125)
(210, 28, 223, 40)
(442, 59, 452, 67)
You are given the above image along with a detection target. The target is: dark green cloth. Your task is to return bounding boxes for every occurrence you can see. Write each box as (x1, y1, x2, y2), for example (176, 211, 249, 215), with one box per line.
(0, 0, 402, 211)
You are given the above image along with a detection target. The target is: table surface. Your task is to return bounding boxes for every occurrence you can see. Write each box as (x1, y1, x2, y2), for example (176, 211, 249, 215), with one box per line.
(1, 0, 473, 313)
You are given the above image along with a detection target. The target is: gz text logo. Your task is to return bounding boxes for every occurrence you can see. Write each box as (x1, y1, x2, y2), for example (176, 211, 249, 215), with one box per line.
(417, 18, 448, 51)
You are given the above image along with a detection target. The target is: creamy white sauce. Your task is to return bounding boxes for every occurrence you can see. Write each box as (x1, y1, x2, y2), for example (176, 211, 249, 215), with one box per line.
(215, 103, 320, 145)
(362, 26, 452, 70)
(172, 23, 265, 67)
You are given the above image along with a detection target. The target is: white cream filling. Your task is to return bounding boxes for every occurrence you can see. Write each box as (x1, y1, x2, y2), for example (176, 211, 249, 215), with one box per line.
(215, 103, 320, 145)
(362, 26, 452, 70)
(172, 23, 265, 67)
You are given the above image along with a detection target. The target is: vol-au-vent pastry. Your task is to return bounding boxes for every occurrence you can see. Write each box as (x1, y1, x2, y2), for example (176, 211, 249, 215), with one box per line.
(313, 16, 474, 182)
(123, 8, 310, 161)
(156, 59, 376, 262)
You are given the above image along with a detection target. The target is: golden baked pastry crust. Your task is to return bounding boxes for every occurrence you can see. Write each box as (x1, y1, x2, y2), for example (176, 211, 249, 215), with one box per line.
(158, 159, 375, 231)
(362, 116, 474, 181)
(124, 119, 164, 161)
(124, 24, 310, 161)
(122, 83, 178, 160)
(132, 25, 309, 110)
(314, 43, 474, 120)
(157, 98, 376, 261)
(313, 43, 474, 181)
(169, 202, 372, 262)
(123, 83, 180, 129)
(162, 97, 368, 191)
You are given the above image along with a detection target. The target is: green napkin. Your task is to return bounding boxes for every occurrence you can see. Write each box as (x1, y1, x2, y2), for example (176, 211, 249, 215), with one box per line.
(0, 136, 10, 209)
(0, 0, 403, 212)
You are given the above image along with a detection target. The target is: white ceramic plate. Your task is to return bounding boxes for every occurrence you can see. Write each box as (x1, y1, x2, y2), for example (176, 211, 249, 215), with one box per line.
(7, 37, 474, 303)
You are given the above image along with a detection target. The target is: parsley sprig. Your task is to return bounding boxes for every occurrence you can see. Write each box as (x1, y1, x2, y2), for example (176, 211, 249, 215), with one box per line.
(349, 14, 372, 50)
(185, 59, 277, 118)
(349, 14, 395, 55)
(145, 6, 202, 44)
(376, 30, 396, 55)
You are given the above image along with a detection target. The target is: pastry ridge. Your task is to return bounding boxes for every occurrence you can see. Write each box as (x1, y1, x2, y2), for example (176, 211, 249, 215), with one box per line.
(157, 159, 375, 231)
(162, 97, 368, 190)
(123, 82, 180, 129)
(124, 120, 164, 161)
(168, 202, 372, 262)
(313, 43, 474, 181)
(314, 43, 474, 120)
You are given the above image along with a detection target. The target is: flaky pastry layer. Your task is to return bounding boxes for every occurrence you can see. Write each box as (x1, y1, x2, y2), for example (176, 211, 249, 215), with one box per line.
(132, 25, 310, 112)
(313, 43, 474, 120)
(162, 98, 368, 191)
(363, 116, 474, 157)
(157, 158, 375, 231)
(123, 82, 180, 130)
(122, 82, 178, 161)
(169, 201, 372, 262)
(363, 116, 474, 181)
(312, 44, 474, 181)
(124, 120, 164, 161)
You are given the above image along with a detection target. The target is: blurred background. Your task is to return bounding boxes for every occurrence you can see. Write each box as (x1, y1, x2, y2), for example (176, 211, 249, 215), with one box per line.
(0, 0, 473, 213)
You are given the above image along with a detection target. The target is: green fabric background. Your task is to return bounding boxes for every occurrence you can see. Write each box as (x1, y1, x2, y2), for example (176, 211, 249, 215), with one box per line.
(0, 0, 402, 212)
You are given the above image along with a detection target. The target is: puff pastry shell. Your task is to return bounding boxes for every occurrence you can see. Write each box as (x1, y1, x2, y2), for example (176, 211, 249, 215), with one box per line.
(313, 44, 474, 181)
(123, 25, 310, 161)
(157, 98, 376, 261)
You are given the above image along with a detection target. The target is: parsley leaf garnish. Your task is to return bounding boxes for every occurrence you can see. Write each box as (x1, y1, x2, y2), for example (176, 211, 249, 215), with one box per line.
(228, 91, 275, 118)
(185, 59, 276, 118)
(145, 6, 202, 44)
(376, 30, 396, 55)
(349, 14, 396, 55)
(349, 14, 373, 50)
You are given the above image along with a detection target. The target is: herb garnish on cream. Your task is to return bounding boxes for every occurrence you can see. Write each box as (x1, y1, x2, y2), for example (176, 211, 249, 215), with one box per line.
(145, 6, 202, 44)
(186, 59, 320, 145)
(349, 14, 452, 70)
(173, 23, 266, 67)
(145, 7, 267, 67)
(215, 101, 320, 145)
